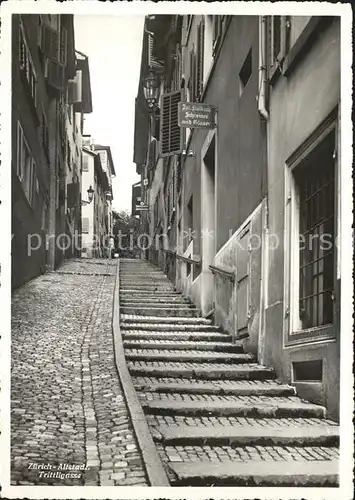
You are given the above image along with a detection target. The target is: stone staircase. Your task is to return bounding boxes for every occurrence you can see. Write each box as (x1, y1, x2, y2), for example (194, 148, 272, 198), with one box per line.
(119, 259, 339, 487)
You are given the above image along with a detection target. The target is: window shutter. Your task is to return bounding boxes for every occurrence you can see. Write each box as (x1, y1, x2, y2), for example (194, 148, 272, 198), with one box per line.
(82, 217, 89, 233)
(148, 33, 154, 66)
(159, 90, 183, 157)
(42, 25, 59, 61)
(46, 59, 65, 90)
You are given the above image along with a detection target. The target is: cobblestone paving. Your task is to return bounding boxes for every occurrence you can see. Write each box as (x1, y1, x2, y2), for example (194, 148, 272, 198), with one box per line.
(11, 259, 148, 486)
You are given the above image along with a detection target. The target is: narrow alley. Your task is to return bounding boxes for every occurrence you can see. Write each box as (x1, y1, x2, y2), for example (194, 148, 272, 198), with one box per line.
(11, 259, 148, 486)
(3, 6, 351, 497)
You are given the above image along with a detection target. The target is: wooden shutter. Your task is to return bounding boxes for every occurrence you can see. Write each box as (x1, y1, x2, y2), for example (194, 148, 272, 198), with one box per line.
(46, 59, 65, 90)
(159, 90, 183, 157)
(148, 33, 154, 66)
(42, 25, 59, 61)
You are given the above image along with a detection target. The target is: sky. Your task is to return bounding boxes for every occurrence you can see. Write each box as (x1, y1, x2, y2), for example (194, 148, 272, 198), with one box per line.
(74, 15, 144, 213)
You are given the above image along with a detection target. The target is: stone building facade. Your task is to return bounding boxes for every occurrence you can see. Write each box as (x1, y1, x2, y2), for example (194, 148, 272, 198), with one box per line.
(133, 14, 341, 419)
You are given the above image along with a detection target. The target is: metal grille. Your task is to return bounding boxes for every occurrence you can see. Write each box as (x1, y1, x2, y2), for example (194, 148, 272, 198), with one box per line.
(295, 132, 335, 329)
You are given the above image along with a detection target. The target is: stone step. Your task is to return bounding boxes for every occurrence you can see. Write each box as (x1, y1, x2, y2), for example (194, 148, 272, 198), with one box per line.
(132, 378, 295, 396)
(120, 296, 190, 304)
(120, 286, 175, 292)
(120, 307, 201, 317)
(123, 340, 243, 352)
(125, 349, 254, 364)
(167, 459, 338, 486)
(127, 361, 276, 381)
(120, 290, 180, 296)
(121, 323, 224, 332)
(120, 298, 195, 309)
(142, 395, 326, 418)
(122, 331, 233, 342)
(120, 278, 174, 289)
(120, 315, 211, 325)
(154, 422, 339, 447)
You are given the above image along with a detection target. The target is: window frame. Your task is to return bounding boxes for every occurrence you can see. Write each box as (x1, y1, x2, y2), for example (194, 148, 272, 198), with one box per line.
(19, 23, 38, 107)
(284, 111, 339, 346)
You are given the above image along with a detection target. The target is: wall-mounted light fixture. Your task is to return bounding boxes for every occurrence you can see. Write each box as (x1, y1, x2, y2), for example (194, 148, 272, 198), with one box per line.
(143, 69, 159, 110)
(82, 185, 94, 205)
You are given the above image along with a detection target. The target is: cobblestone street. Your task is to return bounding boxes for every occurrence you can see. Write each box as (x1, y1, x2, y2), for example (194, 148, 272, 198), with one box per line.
(11, 259, 148, 486)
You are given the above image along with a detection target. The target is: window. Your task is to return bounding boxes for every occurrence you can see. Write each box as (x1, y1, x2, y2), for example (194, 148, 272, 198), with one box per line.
(186, 196, 193, 247)
(41, 201, 48, 231)
(239, 49, 252, 95)
(268, 16, 288, 80)
(212, 16, 223, 55)
(16, 122, 36, 205)
(295, 132, 335, 329)
(41, 112, 49, 159)
(19, 24, 37, 106)
(82, 217, 89, 234)
(82, 154, 89, 172)
(286, 117, 338, 344)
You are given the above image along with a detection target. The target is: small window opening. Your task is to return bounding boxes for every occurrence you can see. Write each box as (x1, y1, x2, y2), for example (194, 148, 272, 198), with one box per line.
(293, 360, 323, 382)
(239, 49, 252, 96)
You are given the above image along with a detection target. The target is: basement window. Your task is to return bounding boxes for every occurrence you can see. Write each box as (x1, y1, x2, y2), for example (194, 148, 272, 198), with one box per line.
(293, 360, 323, 382)
(239, 49, 252, 96)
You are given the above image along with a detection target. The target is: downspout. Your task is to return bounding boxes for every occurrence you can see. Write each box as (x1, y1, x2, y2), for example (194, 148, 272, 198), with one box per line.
(258, 16, 269, 365)
(258, 16, 269, 121)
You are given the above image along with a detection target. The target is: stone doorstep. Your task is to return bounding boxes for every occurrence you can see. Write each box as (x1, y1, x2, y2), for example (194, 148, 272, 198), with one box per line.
(123, 340, 243, 352)
(125, 351, 255, 364)
(155, 424, 339, 447)
(168, 459, 339, 486)
(120, 307, 201, 318)
(143, 399, 326, 418)
(120, 316, 211, 324)
(133, 381, 296, 397)
(122, 332, 233, 342)
(128, 363, 275, 381)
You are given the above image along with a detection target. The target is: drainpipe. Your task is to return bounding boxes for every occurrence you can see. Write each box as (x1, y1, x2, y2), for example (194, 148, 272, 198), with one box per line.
(258, 16, 269, 121)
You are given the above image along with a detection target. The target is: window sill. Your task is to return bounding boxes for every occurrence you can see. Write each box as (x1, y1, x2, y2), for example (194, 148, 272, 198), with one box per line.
(285, 323, 335, 347)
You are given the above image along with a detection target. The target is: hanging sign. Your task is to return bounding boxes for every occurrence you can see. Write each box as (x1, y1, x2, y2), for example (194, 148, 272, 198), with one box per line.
(178, 102, 217, 129)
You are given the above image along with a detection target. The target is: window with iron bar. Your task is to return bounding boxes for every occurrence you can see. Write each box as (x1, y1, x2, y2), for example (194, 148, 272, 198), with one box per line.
(294, 130, 335, 329)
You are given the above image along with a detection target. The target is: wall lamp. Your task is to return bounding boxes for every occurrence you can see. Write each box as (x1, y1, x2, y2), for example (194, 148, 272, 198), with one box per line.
(82, 185, 94, 205)
(143, 69, 159, 110)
